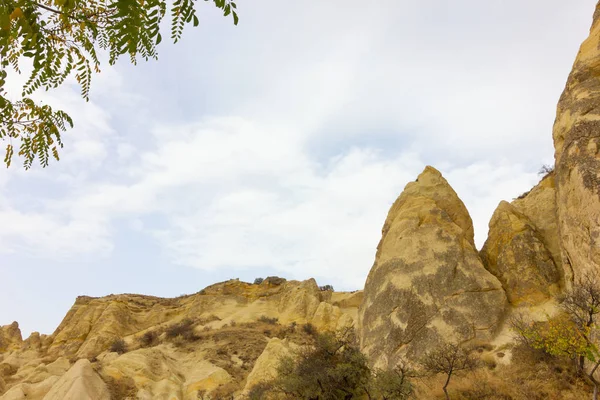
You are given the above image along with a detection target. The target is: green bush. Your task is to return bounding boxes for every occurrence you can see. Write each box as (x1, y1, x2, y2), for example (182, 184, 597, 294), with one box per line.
(261, 328, 372, 400)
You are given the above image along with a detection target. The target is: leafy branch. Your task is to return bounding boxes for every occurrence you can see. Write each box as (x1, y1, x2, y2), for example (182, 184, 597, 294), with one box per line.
(0, 0, 239, 169)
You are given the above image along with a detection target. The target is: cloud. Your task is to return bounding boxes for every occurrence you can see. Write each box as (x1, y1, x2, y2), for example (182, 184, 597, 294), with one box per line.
(0, 0, 596, 295)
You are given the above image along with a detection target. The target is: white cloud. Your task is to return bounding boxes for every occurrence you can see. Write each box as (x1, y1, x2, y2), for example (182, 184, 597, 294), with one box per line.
(0, 0, 596, 296)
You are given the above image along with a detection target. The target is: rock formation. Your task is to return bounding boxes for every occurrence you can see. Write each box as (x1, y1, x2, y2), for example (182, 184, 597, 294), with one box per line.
(242, 338, 296, 395)
(0, 324, 22, 353)
(358, 166, 507, 368)
(0, 278, 359, 399)
(511, 173, 562, 278)
(480, 200, 561, 305)
(553, 1, 600, 283)
(42, 359, 110, 400)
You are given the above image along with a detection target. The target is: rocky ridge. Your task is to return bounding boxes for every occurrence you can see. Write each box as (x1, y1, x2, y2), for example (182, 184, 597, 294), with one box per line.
(0, 278, 361, 399)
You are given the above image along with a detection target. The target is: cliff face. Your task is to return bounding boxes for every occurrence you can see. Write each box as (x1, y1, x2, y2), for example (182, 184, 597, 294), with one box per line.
(358, 166, 507, 368)
(553, 2, 600, 283)
(0, 278, 360, 400)
(480, 178, 562, 306)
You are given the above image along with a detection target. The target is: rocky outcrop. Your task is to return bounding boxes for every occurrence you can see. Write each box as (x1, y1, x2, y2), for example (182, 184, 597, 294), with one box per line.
(358, 166, 507, 369)
(0, 376, 59, 400)
(44, 278, 357, 360)
(0, 323, 22, 353)
(552, 1, 600, 283)
(0, 279, 360, 398)
(42, 359, 109, 400)
(102, 346, 232, 399)
(243, 338, 296, 394)
(512, 173, 562, 278)
(480, 201, 561, 305)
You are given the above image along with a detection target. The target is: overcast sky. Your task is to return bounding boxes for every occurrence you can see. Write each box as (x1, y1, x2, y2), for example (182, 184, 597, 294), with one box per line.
(0, 0, 597, 337)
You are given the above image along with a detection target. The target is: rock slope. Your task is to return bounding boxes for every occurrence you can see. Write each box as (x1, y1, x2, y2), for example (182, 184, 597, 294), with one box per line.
(553, 1, 600, 283)
(480, 198, 561, 305)
(358, 166, 507, 368)
(0, 278, 360, 400)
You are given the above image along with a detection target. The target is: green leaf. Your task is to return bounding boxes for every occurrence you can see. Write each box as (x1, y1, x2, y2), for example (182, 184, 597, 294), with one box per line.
(193, 15, 199, 27)
(233, 11, 238, 25)
(156, 33, 162, 44)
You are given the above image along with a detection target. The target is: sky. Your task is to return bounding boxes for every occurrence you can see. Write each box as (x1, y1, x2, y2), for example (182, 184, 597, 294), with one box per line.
(0, 0, 597, 337)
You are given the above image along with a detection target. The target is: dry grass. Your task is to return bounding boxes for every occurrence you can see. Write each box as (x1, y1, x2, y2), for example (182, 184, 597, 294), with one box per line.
(415, 347, 591, 400)
(103, 375, 137, 400)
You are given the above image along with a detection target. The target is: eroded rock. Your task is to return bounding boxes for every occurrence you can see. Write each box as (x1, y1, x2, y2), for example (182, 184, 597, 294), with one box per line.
(0, 323, 22, 353)
(358, 166, 507, 368)
(552, 1, 600, 283)
(480, 201, 561, 305)
(42, 359, 109, 400)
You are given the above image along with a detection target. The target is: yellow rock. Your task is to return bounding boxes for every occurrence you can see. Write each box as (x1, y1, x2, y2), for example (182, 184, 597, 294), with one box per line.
(242, 338, 295, 394)
(42, 359, 109, 400)
(552, 2, 600, 283)
(358, 166, 507, 369)
(102, 345, 232, 399)
(0, 323, 22, 353)
(512, 173, 563, 282)
(1, 278, 360, 397)
(480, 201, 561, 305)
(0, 376, 59, 400)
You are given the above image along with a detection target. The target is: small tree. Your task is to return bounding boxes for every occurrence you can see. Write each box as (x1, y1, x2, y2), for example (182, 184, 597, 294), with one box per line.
(320, 285, 334, 292)
(421, 342, 477, 400)
(368, 360, 415, 400)
(538, 164, 554, 176)
(510, 271, 600, 400)
(253, 277, 264, 285)
(561, 271, 600, 370)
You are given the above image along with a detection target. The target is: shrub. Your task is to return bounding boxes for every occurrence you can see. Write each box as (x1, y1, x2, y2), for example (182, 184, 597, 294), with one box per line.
(166, 319, 199, 342)
(538, 164, 554, 176)
(420, 342, 478, 400)
(138, 331, 158, 348)
(369, 362, 414, 400)
(104, 375, 137, 400)
(319, 284, 334, 292)
(109, 338, 127, 354)
(247, 382, 271, 400)
(288, 321, 297, 332)
(264, 327, 371, 399)
(258, 315, 278, 325)
(302, 323, 316, 336)
(264, 276, 286, 285)
(253, 277, 264, 285)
